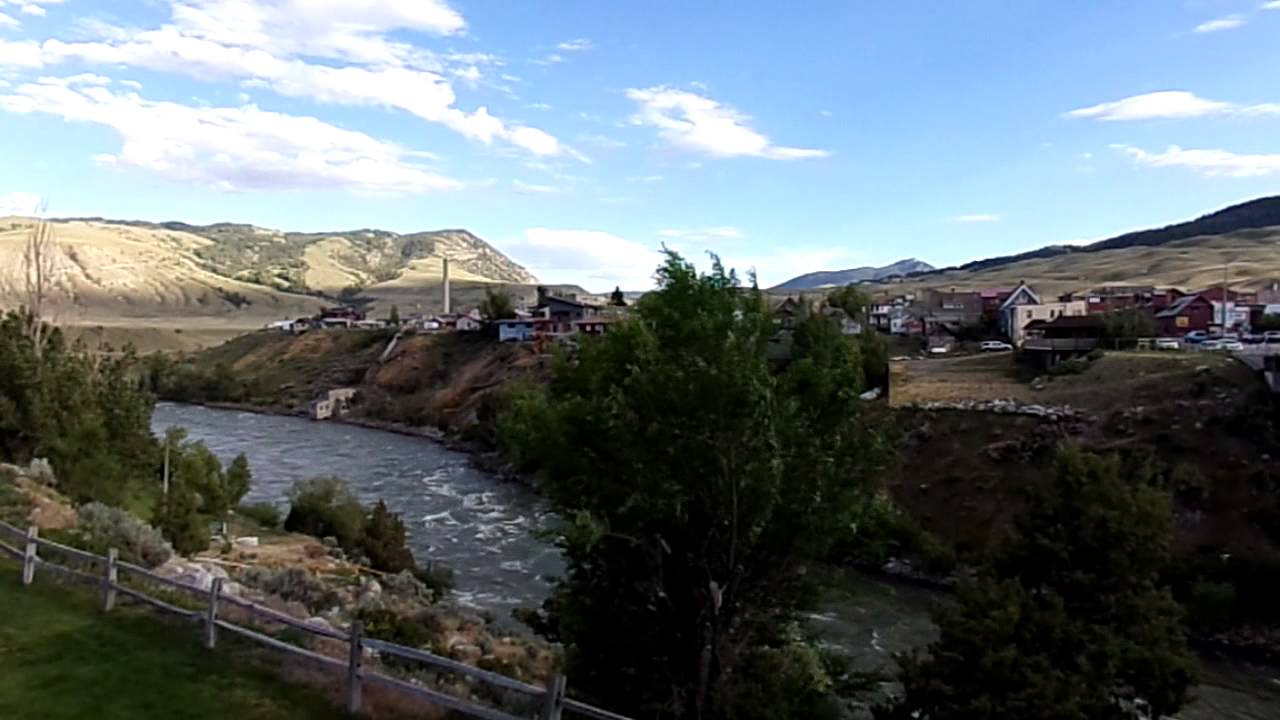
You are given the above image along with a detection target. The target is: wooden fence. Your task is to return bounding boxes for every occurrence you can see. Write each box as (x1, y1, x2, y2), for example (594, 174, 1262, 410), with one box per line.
(0, 520, 630, 720)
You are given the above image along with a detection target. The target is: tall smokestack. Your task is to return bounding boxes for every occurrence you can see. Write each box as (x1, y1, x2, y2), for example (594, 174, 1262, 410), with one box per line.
(442, 257, 452, 315)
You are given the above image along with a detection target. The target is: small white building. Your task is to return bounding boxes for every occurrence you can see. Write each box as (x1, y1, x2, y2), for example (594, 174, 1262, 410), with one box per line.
(455, 315, 483, 332)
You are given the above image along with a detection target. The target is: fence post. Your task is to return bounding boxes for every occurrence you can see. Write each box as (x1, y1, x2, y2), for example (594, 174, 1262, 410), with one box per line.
(102, 548, 118, 612)
(346, 621, 364, 714)
(205, 577, 223, 649)
(21, 526, 37, 586)
(541, 674, 567, 720)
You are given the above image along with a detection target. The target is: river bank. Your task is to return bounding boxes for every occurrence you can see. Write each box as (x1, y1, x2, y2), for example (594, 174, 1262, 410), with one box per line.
(152, 402, 1280, 720)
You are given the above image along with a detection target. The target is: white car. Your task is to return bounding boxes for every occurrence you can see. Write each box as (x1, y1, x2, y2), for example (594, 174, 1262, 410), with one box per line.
(928, 346, 950, 355)
(1155, 338, 1181, 350)
(1220, 340, 1245, 352)
(980, 341, 1013, 352)
(1200, 340, 1223, 351)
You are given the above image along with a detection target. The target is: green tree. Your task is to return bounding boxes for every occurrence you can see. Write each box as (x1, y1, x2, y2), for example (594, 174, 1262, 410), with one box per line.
(1101, 308, 1155, 340)
(1255, 314, 1280, 332)
(360, 500, 417, 573)
(609, 286, 628, 307)
(827, 284, 871, 318)
(387, 305, 401, 326)
(858, 328, 890, 389)
(284, 476, 366, 551)
(157, 486, 207, 556)
(879, 449, 1196, 720)
(479, 288, 517, 322)
(501, 251, 881, 719)
(0, 311, 158, 507)
(225, 454, 252, 510)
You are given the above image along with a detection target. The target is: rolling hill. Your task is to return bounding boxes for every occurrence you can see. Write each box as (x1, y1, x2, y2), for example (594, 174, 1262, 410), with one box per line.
(780, 196, 1280, 297)
(773, 259, 935, 290)
(0, 216, 541, 349)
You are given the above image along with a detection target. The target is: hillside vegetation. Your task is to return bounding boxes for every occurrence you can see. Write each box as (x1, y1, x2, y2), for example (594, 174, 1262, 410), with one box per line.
(875, 225, 1280, 297)
(0, 217, 539, 339)
(941, 195, 1280, 276)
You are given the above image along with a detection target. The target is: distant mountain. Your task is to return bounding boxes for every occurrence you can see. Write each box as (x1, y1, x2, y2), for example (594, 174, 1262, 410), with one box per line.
(772, 259, 935, 291)
(74, 219, 537, 292)
(0, 216, 537, 328)
(932, 196, 1280, 276)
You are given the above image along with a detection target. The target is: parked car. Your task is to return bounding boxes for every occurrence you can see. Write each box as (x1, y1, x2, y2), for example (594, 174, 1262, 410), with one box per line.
(1185, 330, 1210, 344)
(1220, 340, 1245, 352)
(1199, 339, 1223, 351)
(928, 345, 950, 355)
(980, 340, 1013, 352)
(1265, 331, 1280, 345)
(1155, 338, 1182, 350)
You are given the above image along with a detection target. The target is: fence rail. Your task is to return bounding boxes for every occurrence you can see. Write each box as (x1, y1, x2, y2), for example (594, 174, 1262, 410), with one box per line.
(0, 519, 629, 720)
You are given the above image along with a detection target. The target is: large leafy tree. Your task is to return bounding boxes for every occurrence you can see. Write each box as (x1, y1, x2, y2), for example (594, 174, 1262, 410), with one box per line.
(502, 251, 882, 719)
(0, 311, 158, 506)
(879, 449, 1196, 720)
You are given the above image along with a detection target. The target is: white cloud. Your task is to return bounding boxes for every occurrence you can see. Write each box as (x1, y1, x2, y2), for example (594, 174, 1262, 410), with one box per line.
(505, 228, 664, 290)
(1112, 143, 1280, 177)
(0, 77, 463, 193)
(954, 214, 1000, 223)
(0, 2, 574, 160)
(120, 79, 142, 90)
(626, 174, 662, 183)
(657, 227, 743, 241)
(0, 190, 42, 215)
(1195, 15, 1245, 32)
(0, 0, 59, 24)
(626, 86, 827, 160)
(1066, 91, 1280, 121)
(530, 53, 565, 66)
(512, 179, 559, 194)
(1265, 1, 1280, 9)
(556, 38, 592, 51)
(526, 102, 552, 111)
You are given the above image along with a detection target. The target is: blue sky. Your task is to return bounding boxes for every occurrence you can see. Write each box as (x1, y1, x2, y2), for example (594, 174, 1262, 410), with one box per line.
(2, 0, 1280, 291)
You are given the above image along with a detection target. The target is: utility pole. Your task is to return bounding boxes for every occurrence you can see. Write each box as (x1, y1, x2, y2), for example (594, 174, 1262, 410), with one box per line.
(1222, 261, 1230, 328)
(162, 433, 170, 497)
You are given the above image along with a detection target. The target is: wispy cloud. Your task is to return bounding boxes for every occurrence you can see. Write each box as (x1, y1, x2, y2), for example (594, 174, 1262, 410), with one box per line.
(954, 214, 1000, 223)
(0, 12, 17, 27)
(658, 227, 743, 241)
(1194, 15, 1246, 32)
(556, 38, 593, 51)
(1265, 1, 1280, 10)
(1066, 91, 1280, 121)
(1112, 143, 1280, 177)
(626, 86, 827, 160)
(0, 190, 42, 215)
(512, 179, 560, 194)
(0, 76, 463, 193)
(505, 228, 663, 291)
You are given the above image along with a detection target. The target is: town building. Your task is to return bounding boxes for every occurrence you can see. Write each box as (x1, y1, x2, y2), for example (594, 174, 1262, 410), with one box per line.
(1155, 295, 1215, 336)
(923, 289, 983, 333)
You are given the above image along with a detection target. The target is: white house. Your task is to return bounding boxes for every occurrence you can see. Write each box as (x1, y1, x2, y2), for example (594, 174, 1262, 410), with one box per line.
(455, 315, 483, 332)
(999, 285, 1087, 345)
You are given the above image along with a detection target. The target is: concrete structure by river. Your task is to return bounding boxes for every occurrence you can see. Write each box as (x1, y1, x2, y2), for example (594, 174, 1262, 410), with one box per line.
(153, 403, 1280, 719)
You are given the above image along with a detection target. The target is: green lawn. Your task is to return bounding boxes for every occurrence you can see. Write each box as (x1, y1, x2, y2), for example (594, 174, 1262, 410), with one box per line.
(0, 561, 349, 720)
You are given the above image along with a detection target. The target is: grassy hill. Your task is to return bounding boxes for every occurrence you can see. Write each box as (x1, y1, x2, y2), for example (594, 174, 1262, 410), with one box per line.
(0, 216, 546, 351)
(871, 225, 1280, 297)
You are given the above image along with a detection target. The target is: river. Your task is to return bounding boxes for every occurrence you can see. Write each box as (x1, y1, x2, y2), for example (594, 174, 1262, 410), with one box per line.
(152, 403, 1280, 719)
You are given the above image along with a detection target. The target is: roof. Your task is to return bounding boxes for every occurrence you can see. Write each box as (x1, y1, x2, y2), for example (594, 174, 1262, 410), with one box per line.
(998, 285, 1041, 310)
(537, 295, 600, 310)
(1028, 315, 1105, 330)
(980, 287, 1015, 299)
(572, 317, 615, 325)
(1156, 294, 1208, 318)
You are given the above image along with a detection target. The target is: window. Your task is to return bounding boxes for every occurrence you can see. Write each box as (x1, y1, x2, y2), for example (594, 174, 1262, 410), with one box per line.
(1025, 310, 1033, 319)
(1050, 310, 1057, 319)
